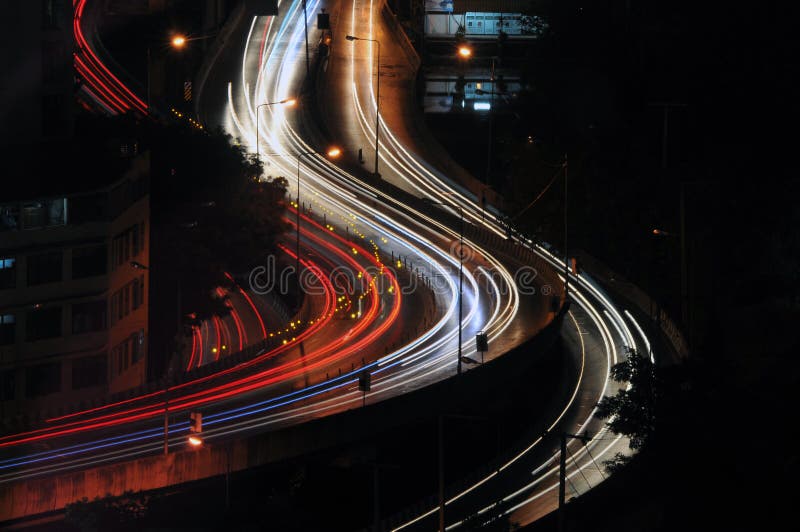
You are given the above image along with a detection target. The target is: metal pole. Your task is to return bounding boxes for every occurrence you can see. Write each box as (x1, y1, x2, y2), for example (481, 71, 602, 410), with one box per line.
(486, 58, 495, 186)
(558, 434, 566, 532)
(302, 0, 310, 76)
(163, 372, 169, 455)
(563, 155, 569, 298)
(296, 154, 303, 311)
(256, 104, 261, 161)
(146, 47, 151, 110)
(661, 105, 669, 170)
(225, 443, 231, 509)
(457, 207, 463, 375)
(680, 181, 689, 347)
(374, 40, 381, 177)
(438, 415, 445, 531)
(373, 463, 380, 531)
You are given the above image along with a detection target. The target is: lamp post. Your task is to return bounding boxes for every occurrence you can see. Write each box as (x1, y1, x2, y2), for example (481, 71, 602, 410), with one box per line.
(146, 46, 151, 109)
(302, 0, 310, 76)
(131, 260, 173, 455)
(170, 32, 218, 49)
(486, 57, 497, 187)
(423, 199, 464, 375)
(256, 98, 297, 161)
(346, 35, 382, 177)
(295, 147, 341, 309)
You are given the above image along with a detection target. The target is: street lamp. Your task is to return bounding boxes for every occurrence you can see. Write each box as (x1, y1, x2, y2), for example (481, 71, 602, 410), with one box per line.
(423, 199, 465, 375)
(457, 45, 473, 58)
(130, 261, 172, 455)
(256, 98, 298, 161)
(295, 147, 342, 308)
(346, 35, 382, 178)
(169, 32, 218, 48)
(302, 0, 310, 76)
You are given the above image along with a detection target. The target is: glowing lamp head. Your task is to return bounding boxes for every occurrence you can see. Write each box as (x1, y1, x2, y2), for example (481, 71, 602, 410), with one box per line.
(283, 98, 297, 107)
(327, 147, 342, 158)
(172, 35, 187, 48)
(457, 45, 472, 58)
(188, 435, 203, 447)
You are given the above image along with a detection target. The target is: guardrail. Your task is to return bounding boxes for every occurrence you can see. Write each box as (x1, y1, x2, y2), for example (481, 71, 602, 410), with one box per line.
(573, 249, 690, 360)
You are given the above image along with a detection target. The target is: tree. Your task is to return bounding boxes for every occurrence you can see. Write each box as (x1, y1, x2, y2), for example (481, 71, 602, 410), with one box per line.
(594, 348, 659, 466)
(65, 491, 150, 532)
(142, 121, 289, 322)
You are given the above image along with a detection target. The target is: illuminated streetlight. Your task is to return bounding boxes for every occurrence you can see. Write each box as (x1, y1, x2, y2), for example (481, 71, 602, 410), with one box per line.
(346, 35, 382, 178)
(422, 198, 464, 375)
(256, 97, 299, 162)
(457, 45, 472, 58)
(188, 435, 203, 447)
(170, 32, 218, 49)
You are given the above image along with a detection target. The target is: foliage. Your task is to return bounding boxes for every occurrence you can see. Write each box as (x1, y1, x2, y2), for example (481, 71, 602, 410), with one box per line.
(594, 348, 659, 456)
(65, 491, 150, 532)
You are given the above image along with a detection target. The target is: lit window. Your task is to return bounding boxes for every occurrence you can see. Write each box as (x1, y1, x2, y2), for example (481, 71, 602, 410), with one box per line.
(0, 314, 15, 345)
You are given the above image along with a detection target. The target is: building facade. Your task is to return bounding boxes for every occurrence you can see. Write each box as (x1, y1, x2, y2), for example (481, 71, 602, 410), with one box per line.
(0, 0, 74, 146)
(424, 0, 547, 38)
(0, 153, 150, 418)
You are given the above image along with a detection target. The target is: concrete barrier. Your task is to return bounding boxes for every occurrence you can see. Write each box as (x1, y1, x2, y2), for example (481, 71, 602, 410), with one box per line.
(0, 307, 567, 524)
(574, 249, 689, 360)
(381, 2, 421, 71)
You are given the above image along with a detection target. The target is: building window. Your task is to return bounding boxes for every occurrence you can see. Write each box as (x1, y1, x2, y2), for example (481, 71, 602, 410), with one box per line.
(26, 306, 61, 341)
(68, 193, 107, 224)
(131, 278, 140, 310)
(27, 251, 62, 286)
(21, 202, 46, 229)
(26, 362, 61, 398)
(72, 354, 107, 390)
(112, 338, 131, 375)
(72, 244, 107, 279)
(42, 94, 64, 137)
(132, 330, 145, 363)
(0, 314, 15, 345)
(111, 224, 143, 269)
(0, 204, 20, 231)
(0, 370, 15, 401)
(0, 257, 16, 289)
(42, 0, 62, 29)
(42, 41, 65, 83)
(72, 300, 107, 334)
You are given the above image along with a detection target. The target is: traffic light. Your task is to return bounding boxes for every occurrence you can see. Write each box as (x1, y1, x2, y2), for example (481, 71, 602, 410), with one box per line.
(475, 332, 489, 353)
(317, 12, 330, 30)
(358, 370, 371, 392)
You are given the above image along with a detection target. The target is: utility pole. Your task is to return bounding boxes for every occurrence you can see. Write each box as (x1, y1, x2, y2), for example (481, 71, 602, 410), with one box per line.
(345, 35, 382, 177)
(648, 102, 687, 169)
(485, 57, 496, 187)
(302, 0, 310, 76)
(558, 432, 591, 532)
(373, 463, 380, 532)
(563, 154, 569, 298)
(146, 47, 151, 110)
(457, 206, 464, 375)
(680, 181, 689, 347)
(438, 414, 445, 532)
